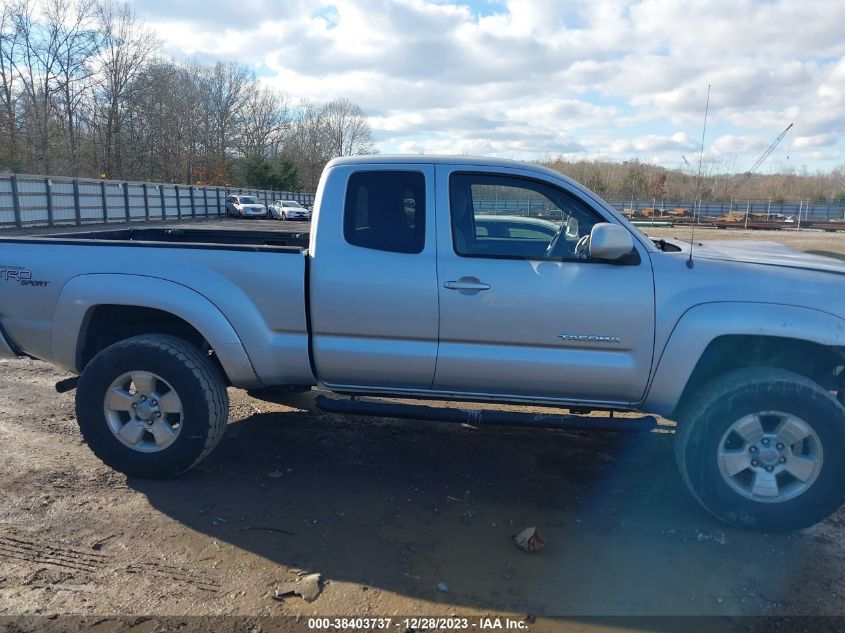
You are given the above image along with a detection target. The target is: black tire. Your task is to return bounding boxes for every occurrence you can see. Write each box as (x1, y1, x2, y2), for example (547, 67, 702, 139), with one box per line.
(75, 335, 229, 479)
(675, 367, 845, 532)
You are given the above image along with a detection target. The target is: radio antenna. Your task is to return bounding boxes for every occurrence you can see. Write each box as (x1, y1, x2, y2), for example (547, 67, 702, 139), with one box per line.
(688, 84, 710, 269)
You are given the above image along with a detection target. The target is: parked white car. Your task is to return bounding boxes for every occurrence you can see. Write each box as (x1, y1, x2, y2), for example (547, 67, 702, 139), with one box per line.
(269, 200, 311, 220)
(225, 195, 267, 218)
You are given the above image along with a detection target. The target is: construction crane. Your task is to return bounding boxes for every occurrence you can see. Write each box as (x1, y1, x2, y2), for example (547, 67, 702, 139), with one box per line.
(743, 123, 793, 177)
(681, 155, 695, 174)
(723, 122, 793, 197)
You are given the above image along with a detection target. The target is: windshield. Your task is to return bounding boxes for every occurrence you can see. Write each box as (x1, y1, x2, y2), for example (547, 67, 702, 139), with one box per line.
(239, 196, 259, 204)
(283, 201, 304, 208)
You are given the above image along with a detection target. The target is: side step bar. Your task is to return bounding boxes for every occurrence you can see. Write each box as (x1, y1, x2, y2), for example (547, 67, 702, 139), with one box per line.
(55, 376, 80, 393)
(315, 395, 657, 432)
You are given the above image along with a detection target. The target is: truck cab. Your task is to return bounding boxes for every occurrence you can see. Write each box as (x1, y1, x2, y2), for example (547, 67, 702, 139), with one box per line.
(308, 157, 654, 407)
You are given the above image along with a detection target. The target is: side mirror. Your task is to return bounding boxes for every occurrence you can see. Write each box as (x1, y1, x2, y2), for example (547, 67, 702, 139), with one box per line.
(589, 223, 634, 261)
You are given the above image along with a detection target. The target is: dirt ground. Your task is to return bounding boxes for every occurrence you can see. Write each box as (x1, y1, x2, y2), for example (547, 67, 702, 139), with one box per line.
(1, 222, 845, 628)
(641, 225, 845, 257)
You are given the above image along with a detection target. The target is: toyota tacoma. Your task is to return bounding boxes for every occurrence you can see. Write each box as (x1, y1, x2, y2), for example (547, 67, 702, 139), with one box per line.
(1, 155, 844, 531)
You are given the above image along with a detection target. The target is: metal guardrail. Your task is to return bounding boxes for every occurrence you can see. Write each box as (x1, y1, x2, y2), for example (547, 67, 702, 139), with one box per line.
(0, 172, 316, 228)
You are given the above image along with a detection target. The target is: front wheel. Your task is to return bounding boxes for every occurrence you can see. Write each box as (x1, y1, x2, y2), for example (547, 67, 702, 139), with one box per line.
(75, 335, 229, 479)
(675, 367, 845, 531)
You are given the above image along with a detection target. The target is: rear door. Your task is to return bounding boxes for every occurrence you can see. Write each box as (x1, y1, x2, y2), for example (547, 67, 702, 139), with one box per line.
(309, 164, 439, 390)
(433, 164, 655, 405)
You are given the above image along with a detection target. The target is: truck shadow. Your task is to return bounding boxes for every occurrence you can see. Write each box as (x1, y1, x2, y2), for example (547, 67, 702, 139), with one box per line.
(128, 395, 821, 615)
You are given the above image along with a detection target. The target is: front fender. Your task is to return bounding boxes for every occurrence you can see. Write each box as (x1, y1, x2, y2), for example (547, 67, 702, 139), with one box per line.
(52, 273, 262, 388)
(643, 302, 845, 417)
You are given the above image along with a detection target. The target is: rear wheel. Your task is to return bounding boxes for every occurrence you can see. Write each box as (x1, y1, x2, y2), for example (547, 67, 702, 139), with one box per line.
(675, 367, 845, 531)
(75, 335, 229, 478)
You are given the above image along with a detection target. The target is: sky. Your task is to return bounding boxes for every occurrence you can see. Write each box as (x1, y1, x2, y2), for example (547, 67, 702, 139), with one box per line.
(127, 0, 845, 173)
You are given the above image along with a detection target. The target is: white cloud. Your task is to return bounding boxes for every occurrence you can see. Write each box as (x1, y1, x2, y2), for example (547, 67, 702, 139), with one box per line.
(611, 132, 698, 154)
(130, 0, 845, 170)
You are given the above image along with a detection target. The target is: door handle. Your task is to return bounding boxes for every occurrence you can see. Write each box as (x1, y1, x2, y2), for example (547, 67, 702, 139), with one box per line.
(444, 278, 491, 291)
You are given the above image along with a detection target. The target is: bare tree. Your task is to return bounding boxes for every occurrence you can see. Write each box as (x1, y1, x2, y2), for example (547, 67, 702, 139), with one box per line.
(237, 87, 289, 159)
(11, 0, 65, 173)
(205, 61, 252, 164)
(95, 0, 156, 177)
(284, 100, 330, 190)
(51, 0, 98, 175)
(321, 97, 375, 157)
(0, 2, 23, 168)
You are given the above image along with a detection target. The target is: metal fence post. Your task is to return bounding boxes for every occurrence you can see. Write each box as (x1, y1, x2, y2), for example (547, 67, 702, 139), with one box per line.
(175, 184, 182, 220)
(123, 182, 130, 222)
(202, 187, 208, 217)
(11, 174, 22, 228)
(159, 184, 165, 220)
(143, 183, 150, 221)
(45, 177, 54, 226)
(100, 180, 108, 223)
(73, 179, 81, 225)
(190, 186, 196, 218)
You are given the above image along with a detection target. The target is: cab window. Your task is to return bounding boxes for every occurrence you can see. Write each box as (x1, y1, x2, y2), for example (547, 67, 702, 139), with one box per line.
(344, 171, 425, 254)
(450, 173, 602, 260)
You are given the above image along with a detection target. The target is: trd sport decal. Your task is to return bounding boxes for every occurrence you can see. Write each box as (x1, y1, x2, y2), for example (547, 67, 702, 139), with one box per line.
(0, 266, 49, 287)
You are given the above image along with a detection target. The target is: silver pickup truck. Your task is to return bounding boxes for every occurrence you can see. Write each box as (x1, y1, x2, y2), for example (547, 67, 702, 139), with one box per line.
(2, 155, 845, 531)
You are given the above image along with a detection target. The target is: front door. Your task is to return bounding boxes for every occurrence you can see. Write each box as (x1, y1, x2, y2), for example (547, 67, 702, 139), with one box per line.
(433, 165, 655, 405)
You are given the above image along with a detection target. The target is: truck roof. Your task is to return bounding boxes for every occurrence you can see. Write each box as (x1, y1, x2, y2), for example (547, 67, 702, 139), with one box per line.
(327, 154, 568, 183)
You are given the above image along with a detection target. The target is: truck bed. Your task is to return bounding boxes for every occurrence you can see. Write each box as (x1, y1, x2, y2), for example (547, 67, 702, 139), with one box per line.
(1, 226, 310, 251)
(0, 225, 315, 389)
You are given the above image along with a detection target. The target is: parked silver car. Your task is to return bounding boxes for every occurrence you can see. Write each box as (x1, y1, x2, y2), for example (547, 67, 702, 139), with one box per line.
(269, 199, 311, 220)
(225, 195, 267, 218)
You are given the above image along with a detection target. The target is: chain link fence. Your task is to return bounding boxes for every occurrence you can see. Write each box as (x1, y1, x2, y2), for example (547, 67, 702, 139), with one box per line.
(609, 199, 845, 222)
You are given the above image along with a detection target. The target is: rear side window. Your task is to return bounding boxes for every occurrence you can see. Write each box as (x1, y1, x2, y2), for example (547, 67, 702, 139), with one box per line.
(344, 171, 425, 254)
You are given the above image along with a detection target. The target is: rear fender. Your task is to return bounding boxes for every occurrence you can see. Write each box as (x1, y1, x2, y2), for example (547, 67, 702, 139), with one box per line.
(52, 274, 261, 388)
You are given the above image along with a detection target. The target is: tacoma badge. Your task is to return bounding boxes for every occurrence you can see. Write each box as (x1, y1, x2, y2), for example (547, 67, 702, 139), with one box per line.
(558, 334, 621, 344)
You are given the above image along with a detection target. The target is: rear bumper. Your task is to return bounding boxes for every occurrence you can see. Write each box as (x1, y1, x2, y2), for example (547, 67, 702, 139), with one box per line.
(0, 323, 20, 359)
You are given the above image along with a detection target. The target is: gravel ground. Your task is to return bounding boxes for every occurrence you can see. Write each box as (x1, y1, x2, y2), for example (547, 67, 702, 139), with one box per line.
(640, 225, 845, 257)
(1, 220, 844, 628)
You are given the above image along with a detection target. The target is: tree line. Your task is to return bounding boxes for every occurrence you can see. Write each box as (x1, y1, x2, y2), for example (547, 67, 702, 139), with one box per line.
(0, 0, 376, 191)
(3, 0, 843, 201)
(543, 157, 845, 205)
